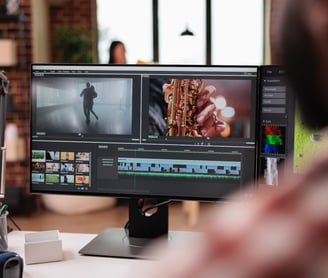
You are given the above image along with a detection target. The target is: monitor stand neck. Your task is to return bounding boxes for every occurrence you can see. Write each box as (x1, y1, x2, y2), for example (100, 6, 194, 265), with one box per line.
(128, 198, 168, 239)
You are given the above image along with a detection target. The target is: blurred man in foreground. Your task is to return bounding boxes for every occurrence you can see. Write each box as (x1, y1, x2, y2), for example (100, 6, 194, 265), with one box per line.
(127, 0, 328, 277)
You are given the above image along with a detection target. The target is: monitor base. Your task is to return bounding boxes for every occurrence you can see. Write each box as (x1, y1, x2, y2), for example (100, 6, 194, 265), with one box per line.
(79, 227, 200, 259)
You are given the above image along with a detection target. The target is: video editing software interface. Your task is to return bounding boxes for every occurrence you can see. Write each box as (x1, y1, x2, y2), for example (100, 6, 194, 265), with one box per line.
(30, 64, 259, 200)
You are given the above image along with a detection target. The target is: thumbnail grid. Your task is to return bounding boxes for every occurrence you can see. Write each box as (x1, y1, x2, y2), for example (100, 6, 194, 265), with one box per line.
(31, 150, 91, 186)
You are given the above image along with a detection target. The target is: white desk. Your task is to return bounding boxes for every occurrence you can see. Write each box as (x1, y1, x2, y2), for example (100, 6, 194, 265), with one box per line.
(8, 230, 152, 278)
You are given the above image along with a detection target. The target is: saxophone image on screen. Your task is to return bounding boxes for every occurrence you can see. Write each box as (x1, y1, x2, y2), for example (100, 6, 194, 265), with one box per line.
(163, 79, 204, 137)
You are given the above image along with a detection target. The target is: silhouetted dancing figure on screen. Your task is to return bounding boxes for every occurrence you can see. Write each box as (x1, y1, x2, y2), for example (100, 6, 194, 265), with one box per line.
(89, 85, 99, 121)
(80, 82, 98, 123)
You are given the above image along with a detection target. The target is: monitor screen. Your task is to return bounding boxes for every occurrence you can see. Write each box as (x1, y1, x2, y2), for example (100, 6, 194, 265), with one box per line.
(30, 64, 259, 200)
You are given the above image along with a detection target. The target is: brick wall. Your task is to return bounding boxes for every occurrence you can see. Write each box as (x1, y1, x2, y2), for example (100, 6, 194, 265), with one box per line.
(0, 0, 94, 206)
(49, 0, 95, 62)
(0, 0, 31, 195)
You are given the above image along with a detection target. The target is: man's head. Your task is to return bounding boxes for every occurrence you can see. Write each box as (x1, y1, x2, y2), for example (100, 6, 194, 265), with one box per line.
(279, 0, 328, 129)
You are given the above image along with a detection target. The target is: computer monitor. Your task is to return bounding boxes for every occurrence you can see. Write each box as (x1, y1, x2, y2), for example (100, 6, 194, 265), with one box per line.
(30, 64, 259, 258)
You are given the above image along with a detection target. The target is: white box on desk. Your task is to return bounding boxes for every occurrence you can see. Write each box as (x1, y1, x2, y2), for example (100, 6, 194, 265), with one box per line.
(24, 230, 63, 265)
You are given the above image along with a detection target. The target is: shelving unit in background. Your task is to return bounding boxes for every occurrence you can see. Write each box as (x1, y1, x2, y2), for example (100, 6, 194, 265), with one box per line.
(0, 2, 34, 215)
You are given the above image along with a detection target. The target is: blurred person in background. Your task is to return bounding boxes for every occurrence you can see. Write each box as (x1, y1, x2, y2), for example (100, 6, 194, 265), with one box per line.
(126, 0, 328, 277)
(108, 40, 126, 64)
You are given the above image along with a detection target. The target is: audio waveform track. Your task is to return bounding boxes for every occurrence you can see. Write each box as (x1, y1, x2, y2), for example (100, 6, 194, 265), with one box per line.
(118, 157, 241, 180)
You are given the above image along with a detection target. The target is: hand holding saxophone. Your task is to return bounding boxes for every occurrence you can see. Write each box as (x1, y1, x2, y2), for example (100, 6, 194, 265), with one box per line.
(196, 85, 228, 137)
